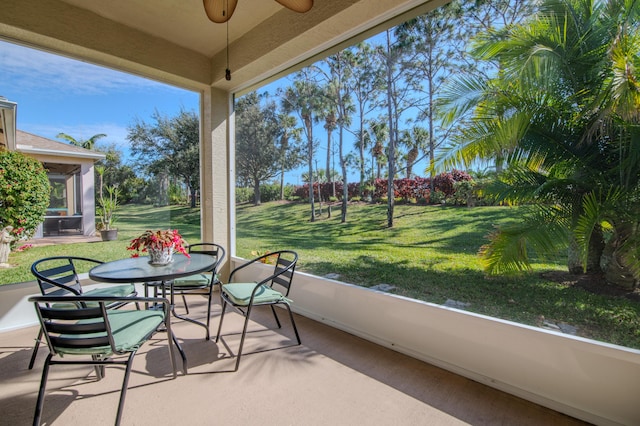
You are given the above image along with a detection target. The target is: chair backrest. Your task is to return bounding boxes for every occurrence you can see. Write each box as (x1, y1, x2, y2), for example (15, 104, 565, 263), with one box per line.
(266, 250, 298, 296)
(188, 243, 226, 273)
(31, 296, 115, 356)
(31, 256, 103, 296)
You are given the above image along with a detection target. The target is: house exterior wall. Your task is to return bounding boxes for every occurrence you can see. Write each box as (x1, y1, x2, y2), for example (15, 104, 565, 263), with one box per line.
(20, 152, 99, 238)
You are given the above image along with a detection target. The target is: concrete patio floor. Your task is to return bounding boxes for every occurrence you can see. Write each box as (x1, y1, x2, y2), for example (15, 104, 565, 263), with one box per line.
(0, 295, 591, 425)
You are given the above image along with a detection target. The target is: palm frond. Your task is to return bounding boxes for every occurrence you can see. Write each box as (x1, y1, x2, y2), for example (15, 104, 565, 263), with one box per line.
(481, 204, 570, 275)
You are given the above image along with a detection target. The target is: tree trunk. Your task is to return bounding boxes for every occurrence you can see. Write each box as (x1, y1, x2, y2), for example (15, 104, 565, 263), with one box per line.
(190, 187, 197, 208)
(304, 115, 315, 222)
(279, 170, 285, 200)
(385, 30, 395, 228)
(359, 116, 366, 197)
(567, 237, 583, 274)
(339, 126, 348, 223)
(157, 172, 169, 207)
(600, 225, 638, 290)
(253, 178, 261, 206)
(567, 229, 605, 275)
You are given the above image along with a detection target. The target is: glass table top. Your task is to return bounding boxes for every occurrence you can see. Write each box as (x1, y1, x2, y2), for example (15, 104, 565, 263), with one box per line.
(89, 253, 216, 283)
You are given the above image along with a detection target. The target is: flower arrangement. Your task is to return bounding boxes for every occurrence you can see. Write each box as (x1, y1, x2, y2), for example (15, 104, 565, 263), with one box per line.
(126, 229, 190, 259)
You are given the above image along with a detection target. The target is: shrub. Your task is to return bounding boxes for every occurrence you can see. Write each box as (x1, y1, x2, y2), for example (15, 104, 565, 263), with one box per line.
(289, 171, 475, 205)
(236, 183, 298, 204)
(449, 180, 477, 206)
(0, 150, 50, 243)
(431, 190, 446, 204)
(235, 187, 253, 204)
(259, 183, 281, 203)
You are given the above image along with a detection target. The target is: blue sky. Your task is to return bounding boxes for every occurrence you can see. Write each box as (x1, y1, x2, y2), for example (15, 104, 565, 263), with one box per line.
(0, 38, 360, 185)
(0, 39, 199, 158)
(1, 36, 435, 186)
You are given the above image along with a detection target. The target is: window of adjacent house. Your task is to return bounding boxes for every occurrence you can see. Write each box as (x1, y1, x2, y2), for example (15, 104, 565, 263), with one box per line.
(47, 174, 67, 215)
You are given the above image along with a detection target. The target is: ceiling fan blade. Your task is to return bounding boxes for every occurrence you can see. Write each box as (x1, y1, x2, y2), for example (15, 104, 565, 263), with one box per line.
(203, 0, 238, 23)
(274, 0, 314, 13)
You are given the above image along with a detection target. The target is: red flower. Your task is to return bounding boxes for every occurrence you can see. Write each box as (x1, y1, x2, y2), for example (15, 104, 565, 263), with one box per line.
(126, 229, 190, 258)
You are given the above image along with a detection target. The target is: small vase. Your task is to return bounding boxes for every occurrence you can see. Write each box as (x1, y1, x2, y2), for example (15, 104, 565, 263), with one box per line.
(148, 245, 174, 265)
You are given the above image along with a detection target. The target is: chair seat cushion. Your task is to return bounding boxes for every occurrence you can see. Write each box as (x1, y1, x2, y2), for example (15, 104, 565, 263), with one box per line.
(173, 272, 218, 288)
(84, 283, 136, 298)
(48, 284, 136, 309)
(56, 309, 165, 356)
(222, 283, 291, 306)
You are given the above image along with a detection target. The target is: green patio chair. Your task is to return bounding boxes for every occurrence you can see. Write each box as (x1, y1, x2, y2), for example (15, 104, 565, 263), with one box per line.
(28, 256, 138, 369)
(215, 250, 300, 371)
(29, 294, 177, 426)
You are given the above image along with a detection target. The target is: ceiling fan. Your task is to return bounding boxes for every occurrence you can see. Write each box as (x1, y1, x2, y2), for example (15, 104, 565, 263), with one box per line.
(203, 0, 314, 23)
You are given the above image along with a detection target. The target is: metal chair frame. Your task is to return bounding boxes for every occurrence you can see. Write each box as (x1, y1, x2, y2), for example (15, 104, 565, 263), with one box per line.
(215, 250, 300, 371)
(145, 243, 225, 340)
(29, 295, 177, 426)
(28, 256, 138, 369)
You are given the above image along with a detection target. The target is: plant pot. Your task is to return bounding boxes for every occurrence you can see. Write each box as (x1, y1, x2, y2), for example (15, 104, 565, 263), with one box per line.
(148, 245, 175, 265)
(99, 229, 118, 241)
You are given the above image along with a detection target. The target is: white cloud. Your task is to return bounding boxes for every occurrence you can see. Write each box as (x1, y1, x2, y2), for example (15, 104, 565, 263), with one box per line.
(0, 40, 173, 95)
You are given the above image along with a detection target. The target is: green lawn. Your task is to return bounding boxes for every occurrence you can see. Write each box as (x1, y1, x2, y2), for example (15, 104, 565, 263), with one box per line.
(3, 201, 639, 349)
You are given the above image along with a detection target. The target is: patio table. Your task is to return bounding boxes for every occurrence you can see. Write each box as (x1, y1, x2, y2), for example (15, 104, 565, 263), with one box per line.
(89, 253, 218, 373)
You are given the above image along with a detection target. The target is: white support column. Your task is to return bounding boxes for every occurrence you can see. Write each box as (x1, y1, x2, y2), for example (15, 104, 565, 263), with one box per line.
(81, 162, 96, 236)
(200, 87, 233, 278)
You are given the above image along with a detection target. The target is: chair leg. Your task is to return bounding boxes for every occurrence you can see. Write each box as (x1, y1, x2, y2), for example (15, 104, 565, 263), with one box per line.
(233, 304, 254, 372)
(92, 354, 105, 380)
(181, 293, 190, 314)
(164, 321, 178, 379)
(33, 353, 53, 426)
(28, 327, 44, 370)
(115, 352, 136, 426)
(284, 304, 302, 345)
(205, 287, 214, 340)
(269, 305, 282, 329)
(215, 299, 228, 343)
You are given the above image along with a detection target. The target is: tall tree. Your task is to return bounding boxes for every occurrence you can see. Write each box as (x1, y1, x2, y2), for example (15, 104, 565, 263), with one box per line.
(350, 42, 384, 197)
(94, 144, 138, 204)
(376, 28, 421, 227)
(322, 50, 356, 222)
(396, 1, 464, 191)
(318, 98, 337, 218)
(281, 69, 323, 222)
(276, 112, 303, 200)
(235, 93, 296, 205)
(127, 109, 200, 207)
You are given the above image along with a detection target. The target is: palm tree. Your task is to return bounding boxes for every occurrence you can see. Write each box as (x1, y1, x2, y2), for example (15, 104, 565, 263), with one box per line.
(56, 132, 106, 150)
(276, 112, 302, 200)
(323, 50, 356, 222)
(281, 69, 323, 222)
(368, 119, 388, 180)
(399, 126, 428, 178)
(440, 0, 640, 288)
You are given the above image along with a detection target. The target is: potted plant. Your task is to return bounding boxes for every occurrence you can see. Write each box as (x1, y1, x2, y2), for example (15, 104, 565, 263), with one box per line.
(126, 229, 189, 265)
(97, 185, 120, 241)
